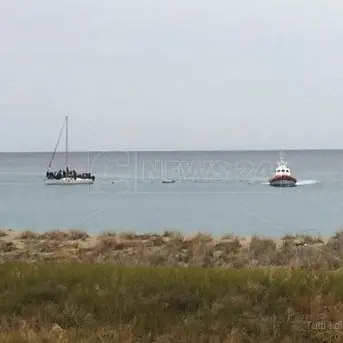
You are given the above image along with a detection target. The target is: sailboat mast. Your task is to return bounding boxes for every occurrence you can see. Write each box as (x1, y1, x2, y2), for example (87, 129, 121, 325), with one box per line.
(65, 115, 69, 169)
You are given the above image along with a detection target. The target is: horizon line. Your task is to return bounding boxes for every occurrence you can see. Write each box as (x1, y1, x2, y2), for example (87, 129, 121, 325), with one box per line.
(0, 148, 343, 153)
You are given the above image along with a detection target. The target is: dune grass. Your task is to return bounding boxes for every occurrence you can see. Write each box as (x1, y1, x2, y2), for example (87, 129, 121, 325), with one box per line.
(1, 229, 343, 341)
(0, 228, 343, 269)
(0, 263, 343, 342)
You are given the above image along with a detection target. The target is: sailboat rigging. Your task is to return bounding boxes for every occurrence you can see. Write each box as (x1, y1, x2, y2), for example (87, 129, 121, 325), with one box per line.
(45, 116, 95, 185)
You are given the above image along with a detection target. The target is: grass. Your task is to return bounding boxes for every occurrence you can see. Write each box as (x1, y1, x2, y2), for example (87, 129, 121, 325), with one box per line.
(0, 263, 343, 342)
(1, 229, 343, 341)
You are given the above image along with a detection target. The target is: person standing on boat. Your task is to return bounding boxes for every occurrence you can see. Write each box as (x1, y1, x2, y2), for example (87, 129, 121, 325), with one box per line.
(56, 170, 62, 179)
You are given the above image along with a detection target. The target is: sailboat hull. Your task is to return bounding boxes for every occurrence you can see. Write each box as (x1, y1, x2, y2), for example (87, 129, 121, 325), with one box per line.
(45, 177, 94, 185)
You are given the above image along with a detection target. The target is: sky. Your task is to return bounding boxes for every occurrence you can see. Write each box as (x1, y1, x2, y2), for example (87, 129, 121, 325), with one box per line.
(1, 0, 343, 152)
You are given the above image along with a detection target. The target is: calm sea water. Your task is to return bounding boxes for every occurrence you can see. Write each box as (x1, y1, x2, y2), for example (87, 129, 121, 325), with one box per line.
(0, 150, 343, 237)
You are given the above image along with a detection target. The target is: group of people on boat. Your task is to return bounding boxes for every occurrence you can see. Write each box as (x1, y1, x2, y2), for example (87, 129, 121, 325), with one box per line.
(46, 167, 95, 181)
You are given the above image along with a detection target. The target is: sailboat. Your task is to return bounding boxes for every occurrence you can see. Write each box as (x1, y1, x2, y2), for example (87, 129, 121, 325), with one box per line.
(45, 116, 95, 185)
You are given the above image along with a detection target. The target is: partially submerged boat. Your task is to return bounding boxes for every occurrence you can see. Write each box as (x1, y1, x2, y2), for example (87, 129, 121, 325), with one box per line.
(268, 151, 297, 187)
(45, 116, 95, 185)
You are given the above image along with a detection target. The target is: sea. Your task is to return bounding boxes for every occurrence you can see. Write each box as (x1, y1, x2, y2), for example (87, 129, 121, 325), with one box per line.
(0, 150, 343, 238)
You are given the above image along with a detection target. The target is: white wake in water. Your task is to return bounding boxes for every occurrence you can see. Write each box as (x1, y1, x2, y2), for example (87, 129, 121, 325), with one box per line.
(261, 180, 319, 186)
(296, 180, 318, 186)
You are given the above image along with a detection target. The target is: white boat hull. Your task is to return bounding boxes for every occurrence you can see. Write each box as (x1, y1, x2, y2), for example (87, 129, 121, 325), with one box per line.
(45, 177, 94, 185)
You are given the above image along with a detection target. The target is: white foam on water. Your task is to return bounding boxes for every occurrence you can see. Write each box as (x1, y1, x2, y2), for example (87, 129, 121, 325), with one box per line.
(295, 180, 318, 186)
(261, 180, 319, 186)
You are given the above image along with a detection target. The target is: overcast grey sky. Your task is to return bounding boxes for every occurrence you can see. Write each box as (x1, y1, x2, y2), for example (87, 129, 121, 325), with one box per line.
(0, 0, 343, 152)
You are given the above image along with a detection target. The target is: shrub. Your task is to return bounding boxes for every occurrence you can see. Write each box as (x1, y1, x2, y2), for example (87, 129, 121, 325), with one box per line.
(0, 263, 342, 342)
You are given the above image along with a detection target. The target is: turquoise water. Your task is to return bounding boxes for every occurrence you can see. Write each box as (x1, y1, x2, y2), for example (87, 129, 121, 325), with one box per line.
(0, 150, 343, 237)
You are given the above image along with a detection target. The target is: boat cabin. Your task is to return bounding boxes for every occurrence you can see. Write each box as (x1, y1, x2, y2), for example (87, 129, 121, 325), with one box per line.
(275, 161, 291, 176)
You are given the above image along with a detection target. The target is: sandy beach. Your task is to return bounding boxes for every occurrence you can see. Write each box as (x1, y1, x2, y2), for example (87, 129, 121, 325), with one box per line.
(0, 228, 340, 269)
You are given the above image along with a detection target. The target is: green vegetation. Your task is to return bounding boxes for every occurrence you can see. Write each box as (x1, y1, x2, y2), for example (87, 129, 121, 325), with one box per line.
(1, 229, 343, 341)
(0, 262, 343, 342)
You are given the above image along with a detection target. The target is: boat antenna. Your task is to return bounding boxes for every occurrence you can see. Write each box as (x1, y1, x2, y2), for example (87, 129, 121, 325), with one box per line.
(279, 149, 287, 166)
(65, 115, 68, 170)
(47, 118, 66, 169)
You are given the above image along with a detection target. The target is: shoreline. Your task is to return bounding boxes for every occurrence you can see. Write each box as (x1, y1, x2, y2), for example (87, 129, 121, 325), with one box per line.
(1, 228, 340, 268)
(2, 148, 343, 153)
(0, 227, 331, 241)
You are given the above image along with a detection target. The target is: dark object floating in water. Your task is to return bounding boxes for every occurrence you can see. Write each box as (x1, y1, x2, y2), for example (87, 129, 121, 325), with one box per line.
(162, 180, 175, 184)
